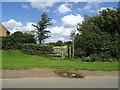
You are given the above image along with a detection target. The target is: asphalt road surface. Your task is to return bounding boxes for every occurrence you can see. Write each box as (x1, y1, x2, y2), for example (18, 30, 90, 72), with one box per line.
(2, 77, 118, 88)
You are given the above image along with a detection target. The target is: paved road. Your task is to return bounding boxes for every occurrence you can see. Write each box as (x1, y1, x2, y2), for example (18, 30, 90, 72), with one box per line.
(2, 77, 118, 88)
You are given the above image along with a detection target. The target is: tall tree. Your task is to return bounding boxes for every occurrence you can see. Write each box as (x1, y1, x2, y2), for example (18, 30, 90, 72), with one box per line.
(32, 12, 53, 44)
(73, 8, 120, 60)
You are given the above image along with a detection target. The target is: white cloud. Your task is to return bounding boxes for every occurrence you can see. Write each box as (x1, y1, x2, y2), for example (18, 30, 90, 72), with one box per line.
(28, 0, 65, 10)
(51, 19, 57, 24)
(47, 14, 83, 36)
(2, 19, 36, 34)
(89, 9, 95, 13)
(62, 14, 84, 28)
(68, 0, 87, 2)
(28, 0, 61, 2)
(28, 0, 57, 10)
(22, 5, 30, 9)
(21, 22, 36, 31)
(77, 8, 82, 11)
(83, 2, 100, 13)
(58, 4, 71, 14)
(46, 36, 66, 43)
(30, 2, 54, 10)
(2, 19, 22, 30)
(2, 19, 73, 37)
(48, 38, 55, 41)
(83, 3, 92, 10)
(47, 26, 73, 36)
(58, 37, 65, 40)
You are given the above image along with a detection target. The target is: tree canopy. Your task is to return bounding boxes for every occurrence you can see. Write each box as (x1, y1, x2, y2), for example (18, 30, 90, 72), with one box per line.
(73, 8, 120, 61)
(32, 12, 53, 44)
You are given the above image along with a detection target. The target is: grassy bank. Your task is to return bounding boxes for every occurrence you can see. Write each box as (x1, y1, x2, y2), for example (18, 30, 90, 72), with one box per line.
(2, 50, 118, 71)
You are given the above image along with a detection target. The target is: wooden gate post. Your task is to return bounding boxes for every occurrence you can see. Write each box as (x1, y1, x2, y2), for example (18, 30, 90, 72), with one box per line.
(69, 46, 71, 58)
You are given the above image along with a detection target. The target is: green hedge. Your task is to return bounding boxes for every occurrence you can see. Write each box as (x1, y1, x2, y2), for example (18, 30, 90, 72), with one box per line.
(21, 44, 53, 57)
(81, 53, 119, 62)
(1, 36, 20, 50)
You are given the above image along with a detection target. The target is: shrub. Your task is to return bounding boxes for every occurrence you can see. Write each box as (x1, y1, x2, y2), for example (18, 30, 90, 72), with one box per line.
(2, 36, 21, 50)
(55, 40, 63, 46)
(10, 31, 36, 44)
(2, 31, 36, 50)
(74, 48, 86, 58)
(89, 53, 116, 62)
(21, 43, 53, 57)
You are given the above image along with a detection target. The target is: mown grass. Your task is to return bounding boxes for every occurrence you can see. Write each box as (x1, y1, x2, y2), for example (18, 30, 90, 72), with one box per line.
(2, 50, 118, 71)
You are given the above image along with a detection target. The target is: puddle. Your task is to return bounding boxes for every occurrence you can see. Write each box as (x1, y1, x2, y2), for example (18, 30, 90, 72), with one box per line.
(59, 72, 85, 78)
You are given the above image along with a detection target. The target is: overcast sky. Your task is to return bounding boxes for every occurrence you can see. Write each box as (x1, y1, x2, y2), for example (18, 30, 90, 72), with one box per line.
(1, 1, 119, 43)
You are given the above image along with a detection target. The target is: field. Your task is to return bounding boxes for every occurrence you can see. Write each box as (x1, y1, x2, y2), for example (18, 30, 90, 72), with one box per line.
(2, 50, 118, 71)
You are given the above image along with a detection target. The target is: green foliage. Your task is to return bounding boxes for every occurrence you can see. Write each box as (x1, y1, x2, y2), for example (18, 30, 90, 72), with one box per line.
(2, 31, 36, 50)
(47, 42, 56, 46)
(10, 31, 36, 44)
(32, 12, 53, 44)
(64, 41, 72, 46)
(96, 8, 120, 34)
(75, 48, 86, 57)
(2, 36, 21, 50)
(0, 37, 2, 50)
(47, 41, 72, 46)
(89, 53, 113, 62)
(73, 8, 120, 62)
(21, 43, 53, 57)
(55, 40, 63, 46)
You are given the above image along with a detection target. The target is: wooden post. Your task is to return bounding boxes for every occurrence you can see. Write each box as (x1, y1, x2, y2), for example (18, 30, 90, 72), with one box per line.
(72, 37, 74, 58)
(59, 46, 61, 54)
(67, 46, 68, 58)
(61, 46, 63, 60)
(69, 46, 71, 58)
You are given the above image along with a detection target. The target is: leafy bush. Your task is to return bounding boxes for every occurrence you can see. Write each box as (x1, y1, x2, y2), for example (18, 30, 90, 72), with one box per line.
(2, 31, 36, 50)
(64, 41, 72, 46)
(2, 36, 21, 50)
(89, 53, 118, 62)
(21, 43, 53, 57)
(74, 48, 86, 58)
(54, 40, 63, 46)
(81, 52, 119, 62)
(10, 31, 36, 44)
(73, 8, 120, 61)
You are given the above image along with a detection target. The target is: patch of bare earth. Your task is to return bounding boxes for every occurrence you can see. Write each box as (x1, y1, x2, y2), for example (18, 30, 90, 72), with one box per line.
(2, 68, 58, 79)
(1, 68, 119, 79)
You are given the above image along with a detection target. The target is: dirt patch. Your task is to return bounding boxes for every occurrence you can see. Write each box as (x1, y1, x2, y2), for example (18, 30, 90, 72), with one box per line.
(1, 68, 119, 79)
(2, 68, 58, 79)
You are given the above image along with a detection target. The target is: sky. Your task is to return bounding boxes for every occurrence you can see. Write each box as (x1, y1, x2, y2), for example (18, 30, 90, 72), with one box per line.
(1, 0, 119, 43)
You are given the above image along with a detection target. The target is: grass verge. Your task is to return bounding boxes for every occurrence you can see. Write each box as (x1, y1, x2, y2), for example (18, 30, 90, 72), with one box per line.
(2, 50, 119, 71)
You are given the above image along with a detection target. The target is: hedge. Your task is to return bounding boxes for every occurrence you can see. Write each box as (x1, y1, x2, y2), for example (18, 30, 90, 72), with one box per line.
(21, 44, 53, 57)
(2, 36, 22, 50)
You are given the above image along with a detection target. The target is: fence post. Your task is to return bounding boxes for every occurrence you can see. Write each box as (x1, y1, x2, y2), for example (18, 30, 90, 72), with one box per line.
(72, 37, 74, 58)
(61, 46, 63, 60)
(69, 46, 71, 58)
